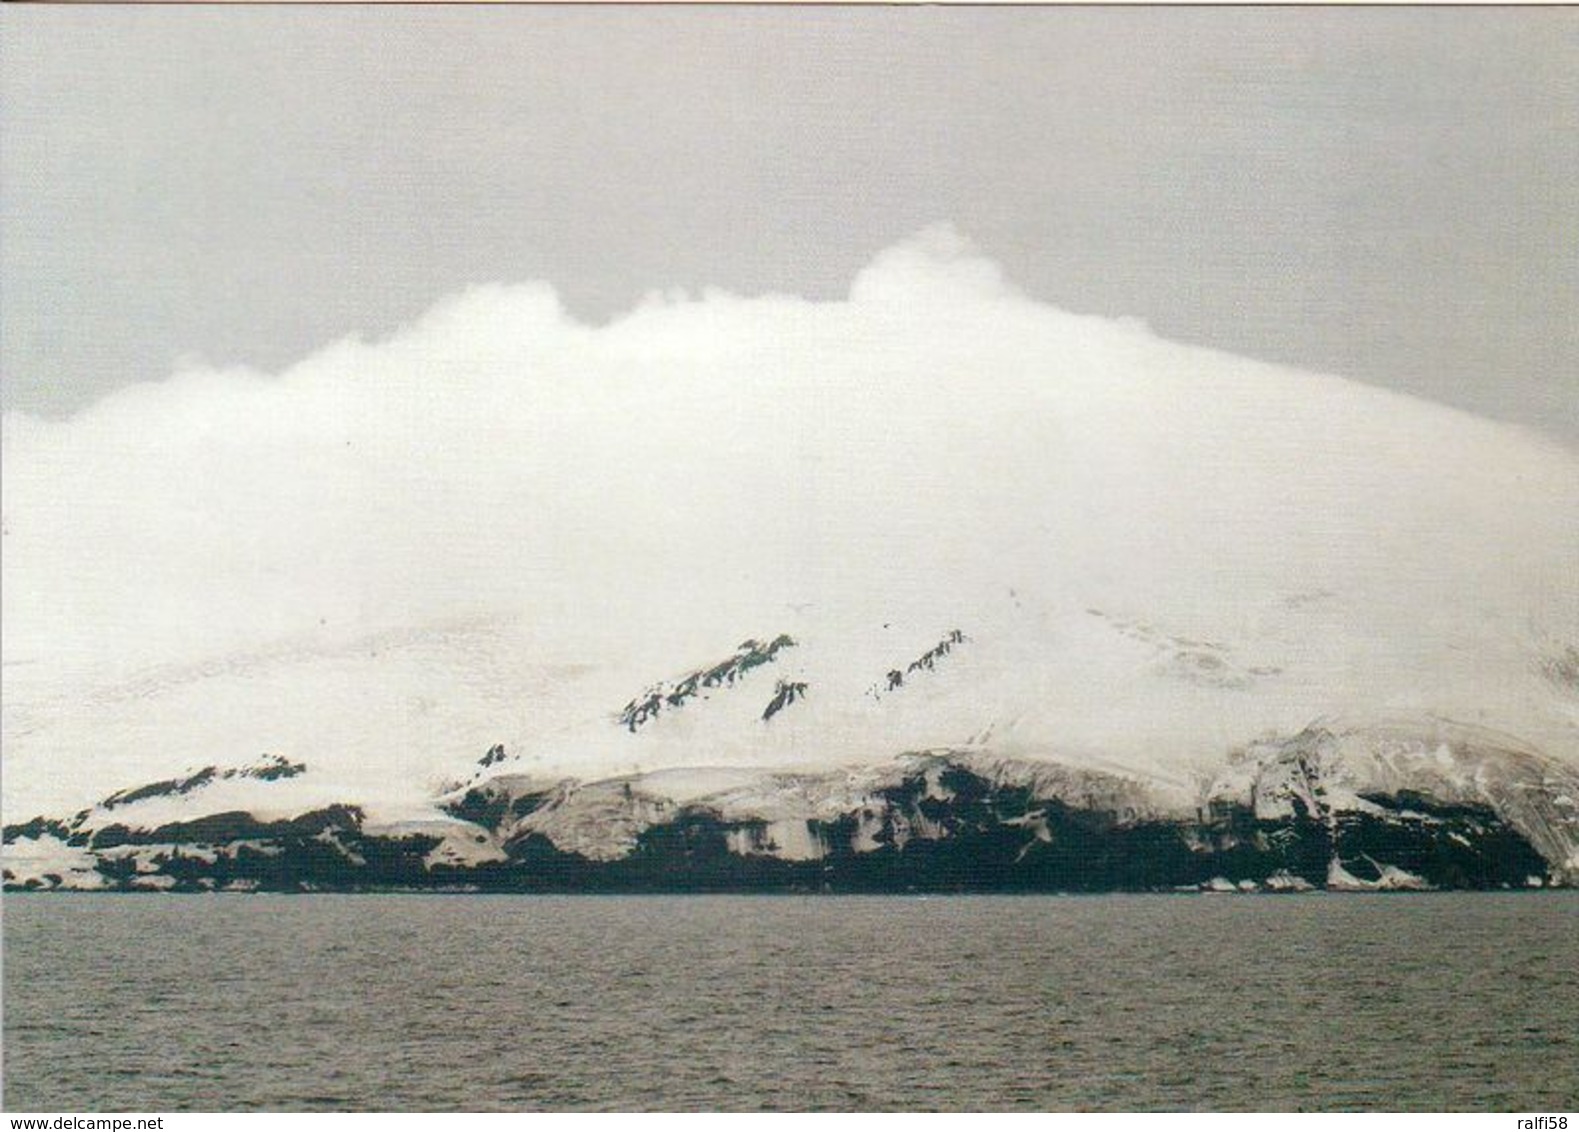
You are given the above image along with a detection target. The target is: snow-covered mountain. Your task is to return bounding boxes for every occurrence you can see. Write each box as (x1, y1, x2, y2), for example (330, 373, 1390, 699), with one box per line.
(4, 229, 1576, 891)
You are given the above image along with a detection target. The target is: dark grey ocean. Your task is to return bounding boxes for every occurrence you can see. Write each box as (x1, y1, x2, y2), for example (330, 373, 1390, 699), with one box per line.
(4, 893, 1575, 1112)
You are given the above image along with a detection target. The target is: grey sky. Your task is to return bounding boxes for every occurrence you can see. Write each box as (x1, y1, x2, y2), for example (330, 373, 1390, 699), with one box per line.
(2, 6, 1575, 446)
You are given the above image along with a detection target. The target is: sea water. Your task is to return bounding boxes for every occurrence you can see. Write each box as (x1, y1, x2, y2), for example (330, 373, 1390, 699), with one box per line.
(4, 893, 1575, 1111)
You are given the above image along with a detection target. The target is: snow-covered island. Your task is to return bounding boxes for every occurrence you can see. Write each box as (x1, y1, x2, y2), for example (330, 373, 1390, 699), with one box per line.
(5, 233, 1577, 893)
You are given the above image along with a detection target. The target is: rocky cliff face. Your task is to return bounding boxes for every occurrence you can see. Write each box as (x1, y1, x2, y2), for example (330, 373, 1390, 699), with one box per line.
(6, 735, 1568, 893)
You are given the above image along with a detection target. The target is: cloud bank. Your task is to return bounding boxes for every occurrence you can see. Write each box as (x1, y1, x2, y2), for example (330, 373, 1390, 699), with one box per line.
(4, 227, 1576, 812)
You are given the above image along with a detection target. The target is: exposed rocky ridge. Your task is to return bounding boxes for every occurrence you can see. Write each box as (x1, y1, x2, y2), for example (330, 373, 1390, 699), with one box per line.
(98, 754, 305, 810)
(618, 635, 796, 731)
(869, 630, 968, 698)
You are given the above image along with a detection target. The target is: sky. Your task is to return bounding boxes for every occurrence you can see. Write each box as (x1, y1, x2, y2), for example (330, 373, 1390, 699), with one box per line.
(2, 6, 1576, 448)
